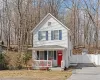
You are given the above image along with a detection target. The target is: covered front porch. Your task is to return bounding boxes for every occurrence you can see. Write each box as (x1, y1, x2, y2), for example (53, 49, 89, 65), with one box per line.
(29, 45, 66, 69)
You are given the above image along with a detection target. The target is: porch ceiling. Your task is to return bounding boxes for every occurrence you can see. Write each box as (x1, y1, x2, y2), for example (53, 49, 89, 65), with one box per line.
(28, 45, 66, 50)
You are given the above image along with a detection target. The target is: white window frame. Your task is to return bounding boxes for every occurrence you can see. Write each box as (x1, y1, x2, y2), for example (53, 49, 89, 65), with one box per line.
(48, 51, 57, 60)
(38, 51, 57, 60)
(39, 51, 44, 60)
(40, 31, 47, 41)
(48, 22, 51, 26)
(53, 30, 59, 40)
(70, 50, 71, 56)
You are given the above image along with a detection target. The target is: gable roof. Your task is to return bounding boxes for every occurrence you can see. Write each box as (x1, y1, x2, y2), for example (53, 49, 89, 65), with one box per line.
(31, 13, 70, 33)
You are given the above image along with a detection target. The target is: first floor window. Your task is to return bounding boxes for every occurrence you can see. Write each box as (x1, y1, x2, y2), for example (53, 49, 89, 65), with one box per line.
(48, 51, 56, 60)
(37, 51, 47, 60)
(48, 51, 54, 60)
(37, 51, 56, 60)
(54, 51, 56, 60)
(37, 51, 39, 60)
(44, 51, 47, 60)
(39, 51, 44, 60)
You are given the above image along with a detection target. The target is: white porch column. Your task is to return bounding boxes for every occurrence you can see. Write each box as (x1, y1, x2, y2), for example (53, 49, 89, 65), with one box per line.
(32, 50, 37, 69)
(47, 50, 48, 60)
(32, 50, 37, 60)
(62, 50, 65, 68)
(47, 50, 48, 67)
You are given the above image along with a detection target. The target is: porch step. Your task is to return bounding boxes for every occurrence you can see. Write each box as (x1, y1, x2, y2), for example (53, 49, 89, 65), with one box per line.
(70, 63, 77, 66)
(50, 67, 62, 71)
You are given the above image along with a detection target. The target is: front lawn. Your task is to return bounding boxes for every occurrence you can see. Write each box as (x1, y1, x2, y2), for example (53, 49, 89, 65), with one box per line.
(0, 70, 72, 80)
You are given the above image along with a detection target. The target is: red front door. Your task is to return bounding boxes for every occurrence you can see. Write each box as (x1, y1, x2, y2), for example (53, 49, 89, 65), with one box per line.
(57, 50, 62, 67)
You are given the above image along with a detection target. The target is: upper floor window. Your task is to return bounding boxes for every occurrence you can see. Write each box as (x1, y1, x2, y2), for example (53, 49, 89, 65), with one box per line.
(38, 31, 48, 41)
(48, 22, 51, 26)
(51, 30, 62, 40)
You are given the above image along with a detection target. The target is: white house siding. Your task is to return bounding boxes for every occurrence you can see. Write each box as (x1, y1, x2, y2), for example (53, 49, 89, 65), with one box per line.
(33, 16, 68, 48)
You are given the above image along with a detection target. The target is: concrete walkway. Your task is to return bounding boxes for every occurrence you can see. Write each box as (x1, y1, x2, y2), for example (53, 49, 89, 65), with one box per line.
(68, 67, 100, 80)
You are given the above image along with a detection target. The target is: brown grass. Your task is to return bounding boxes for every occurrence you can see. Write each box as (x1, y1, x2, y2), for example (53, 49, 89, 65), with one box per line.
(0, 70, 72, 80)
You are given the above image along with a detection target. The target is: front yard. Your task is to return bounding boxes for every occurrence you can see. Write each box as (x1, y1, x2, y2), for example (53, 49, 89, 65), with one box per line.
(0, 70, 72, 80)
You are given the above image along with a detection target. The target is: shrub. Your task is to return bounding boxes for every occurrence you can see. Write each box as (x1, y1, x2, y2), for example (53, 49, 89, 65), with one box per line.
(23, 51, 32, 66)
(0, 53, 8, 70)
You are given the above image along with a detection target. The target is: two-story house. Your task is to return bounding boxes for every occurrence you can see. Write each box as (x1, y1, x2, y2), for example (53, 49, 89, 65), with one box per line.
(30, 13, 72, 69)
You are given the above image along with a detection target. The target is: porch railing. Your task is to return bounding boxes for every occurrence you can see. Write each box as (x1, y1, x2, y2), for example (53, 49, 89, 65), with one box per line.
(33, 60, 52, 68)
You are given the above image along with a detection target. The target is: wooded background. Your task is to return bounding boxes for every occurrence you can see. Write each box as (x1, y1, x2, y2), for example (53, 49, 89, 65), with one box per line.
(0, 0, 100, 53)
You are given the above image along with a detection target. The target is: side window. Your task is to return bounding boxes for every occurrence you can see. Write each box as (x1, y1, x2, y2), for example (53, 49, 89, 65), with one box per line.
(70, 50, 71, 56)
(70, 36, 71, 41)
(38, 31, 48, 41)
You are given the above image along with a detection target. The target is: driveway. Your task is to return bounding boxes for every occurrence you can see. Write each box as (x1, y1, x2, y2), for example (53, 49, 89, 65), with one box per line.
(68, 63, 100, 80)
